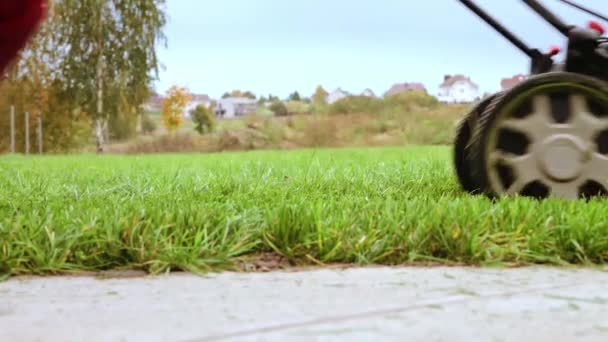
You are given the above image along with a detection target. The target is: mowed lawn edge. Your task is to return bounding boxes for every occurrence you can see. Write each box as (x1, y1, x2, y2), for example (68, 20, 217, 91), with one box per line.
(1, 146, 608, 277)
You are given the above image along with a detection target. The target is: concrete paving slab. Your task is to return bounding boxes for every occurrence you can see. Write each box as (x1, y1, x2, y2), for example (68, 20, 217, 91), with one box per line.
(1, 266, 608, 342)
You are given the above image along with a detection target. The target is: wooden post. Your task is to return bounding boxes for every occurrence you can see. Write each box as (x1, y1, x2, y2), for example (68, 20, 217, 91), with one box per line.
(9, 106, 15, 154)
(37, 113, 43, 154)
(25, 111, 30, 155)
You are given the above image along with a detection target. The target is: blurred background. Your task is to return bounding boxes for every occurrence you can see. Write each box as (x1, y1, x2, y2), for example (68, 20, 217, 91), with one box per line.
(1, 0, 604, 155)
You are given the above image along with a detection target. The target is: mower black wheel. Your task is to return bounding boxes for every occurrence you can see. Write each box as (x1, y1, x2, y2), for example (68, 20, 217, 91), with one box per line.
(468, 72, 608, 200)
(454, 93, 501, 194)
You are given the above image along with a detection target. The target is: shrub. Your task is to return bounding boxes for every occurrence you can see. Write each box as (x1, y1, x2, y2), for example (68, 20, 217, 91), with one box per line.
(270, 101, 289, 117)
(256, 106, 274, 117)
(191, 104, 216, 134)
(383, 90, 440, 112)
(141, 114, 157, 135)
(328, 96, 384, 115)
(299, 116, 339, 147)
(109, 113, 137, 141)
(161, 85, 191, 134)
(285, 100, 310, 115)
(261, 119, 287, 144)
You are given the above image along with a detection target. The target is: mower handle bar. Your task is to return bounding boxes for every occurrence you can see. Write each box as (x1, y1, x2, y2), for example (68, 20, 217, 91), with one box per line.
(522, 0, 572, 36)
(555, 0, 608, 23)
(458, 0, 541, 59)
(457, 0, 584, 56)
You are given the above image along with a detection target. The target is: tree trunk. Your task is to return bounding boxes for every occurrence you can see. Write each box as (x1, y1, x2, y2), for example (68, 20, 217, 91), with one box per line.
(37, 113, 43, 154)
(25, 112, 30, 155)
(136, 112, 143, 134)
(103, 119, 110, 144)
(9, 106, 15, 154)
(95, 8, 106, 154)
(95, 119, 104, 153)
(95, 51, 105, 153)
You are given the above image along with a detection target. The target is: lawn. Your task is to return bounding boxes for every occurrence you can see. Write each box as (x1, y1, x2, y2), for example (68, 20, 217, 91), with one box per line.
(1, 146, 608, 277)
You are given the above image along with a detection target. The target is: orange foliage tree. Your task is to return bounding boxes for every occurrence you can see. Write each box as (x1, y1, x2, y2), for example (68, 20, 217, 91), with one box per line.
(161, 85, 191, 134)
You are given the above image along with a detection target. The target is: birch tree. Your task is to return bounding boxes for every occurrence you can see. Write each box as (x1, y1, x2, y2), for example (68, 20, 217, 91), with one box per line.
(54, 0, 167, 151)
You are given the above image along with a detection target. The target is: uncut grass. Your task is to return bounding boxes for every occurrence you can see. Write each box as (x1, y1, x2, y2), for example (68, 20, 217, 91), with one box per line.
(1, 146, 608, 276)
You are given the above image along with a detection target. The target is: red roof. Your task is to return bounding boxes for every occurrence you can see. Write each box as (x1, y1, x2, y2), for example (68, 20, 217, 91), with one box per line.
(384, 82, 427, 97)
(501, 74, 528, 90)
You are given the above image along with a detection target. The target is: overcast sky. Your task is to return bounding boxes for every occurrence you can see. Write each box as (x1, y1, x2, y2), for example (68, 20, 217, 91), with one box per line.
(153, 0, 606, 99)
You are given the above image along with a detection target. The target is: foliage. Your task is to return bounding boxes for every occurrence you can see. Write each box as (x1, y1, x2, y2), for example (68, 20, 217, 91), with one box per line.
(0, 3, 92, 153)
(312, 85, 328, 105)
(161, 85, 191, 134)
(269, 101, 289, 117)
(191, 104, 216, 134)
(112, 101, 469, 153)
(328, 96, 385, 115)
(325, 90, 440, 117)
(108, 111, 136, 141)
(0, 0, 167, 152)
(141, 114, 157, 135)
(285, 100, 310, 115)
(310, 85, 329, 113)
(255, 106, 274, 117)
(287, 91, 301, 102)
(267, 94, 280, 102)
(53, 0, 168, 145)
(222, 90, 256, 99)
(383, 90, 440, 112)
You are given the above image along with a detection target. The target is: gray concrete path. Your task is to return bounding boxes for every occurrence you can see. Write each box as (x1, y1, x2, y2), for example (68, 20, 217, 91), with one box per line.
(2, 266, 608, 342)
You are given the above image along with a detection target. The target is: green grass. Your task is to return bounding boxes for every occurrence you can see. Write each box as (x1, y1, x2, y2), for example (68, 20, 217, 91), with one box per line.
(1, 146, 608, 277)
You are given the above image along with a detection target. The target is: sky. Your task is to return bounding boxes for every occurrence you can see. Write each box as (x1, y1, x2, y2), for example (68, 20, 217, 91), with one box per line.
(153, 0, 606, 99)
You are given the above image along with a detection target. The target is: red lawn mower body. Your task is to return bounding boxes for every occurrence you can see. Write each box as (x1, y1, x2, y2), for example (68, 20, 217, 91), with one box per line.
(0, 0, 47, 74)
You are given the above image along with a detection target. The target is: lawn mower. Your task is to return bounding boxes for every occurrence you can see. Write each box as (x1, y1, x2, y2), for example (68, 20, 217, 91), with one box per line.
(454, 0, 608, 200)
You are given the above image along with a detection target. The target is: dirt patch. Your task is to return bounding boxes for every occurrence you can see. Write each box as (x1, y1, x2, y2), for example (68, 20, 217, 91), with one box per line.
(93, 270, 151, 279)
(236, 252, 293, 272)
(233, 253, 369, 273)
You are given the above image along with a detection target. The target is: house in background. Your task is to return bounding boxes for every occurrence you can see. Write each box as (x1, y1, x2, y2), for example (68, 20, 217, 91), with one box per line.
(360, 88, 377, 98)
(214, 97, 258, 119)
(437, 74, 480, 103)
(383, 82, 427, 97)
(501, 74, 528, 91)
(184, 94, 212, 118)
(327, 88, 351, 104)
(143, 92, 164, 112)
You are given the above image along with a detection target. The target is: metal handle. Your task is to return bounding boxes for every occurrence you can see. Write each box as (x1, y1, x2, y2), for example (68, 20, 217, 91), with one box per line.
(458, 0, 537, 58)
(521, 0, 572, 36)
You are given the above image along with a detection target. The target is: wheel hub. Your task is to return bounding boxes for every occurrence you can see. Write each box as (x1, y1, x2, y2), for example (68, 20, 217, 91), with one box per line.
(470, 73, 608, 200)
(538, 135, 590, 182)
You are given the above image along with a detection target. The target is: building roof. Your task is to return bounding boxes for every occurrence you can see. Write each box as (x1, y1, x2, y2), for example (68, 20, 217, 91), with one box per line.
(218, 97, 258, 104)
(146, 93, 210, 107)
(191, 94, 210, 102)
(331, 88, 350, 95)
(384, 82, 426, 97)
(501, 74, 528, 90)
(361, 88, 376, 96)
(440, 74, 479, 89)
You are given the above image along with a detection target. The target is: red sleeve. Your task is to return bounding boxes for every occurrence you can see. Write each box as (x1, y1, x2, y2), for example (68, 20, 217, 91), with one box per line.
(0, 0, 48, 74)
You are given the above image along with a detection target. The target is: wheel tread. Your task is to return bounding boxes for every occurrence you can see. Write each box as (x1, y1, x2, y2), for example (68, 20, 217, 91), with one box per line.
(467, 71, 608, 199)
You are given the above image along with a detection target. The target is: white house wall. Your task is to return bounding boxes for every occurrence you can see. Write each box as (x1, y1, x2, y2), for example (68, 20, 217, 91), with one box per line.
(215, 98, 257, 119)
(438, 81, 479, 103)
(327, 90, 349, 104)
